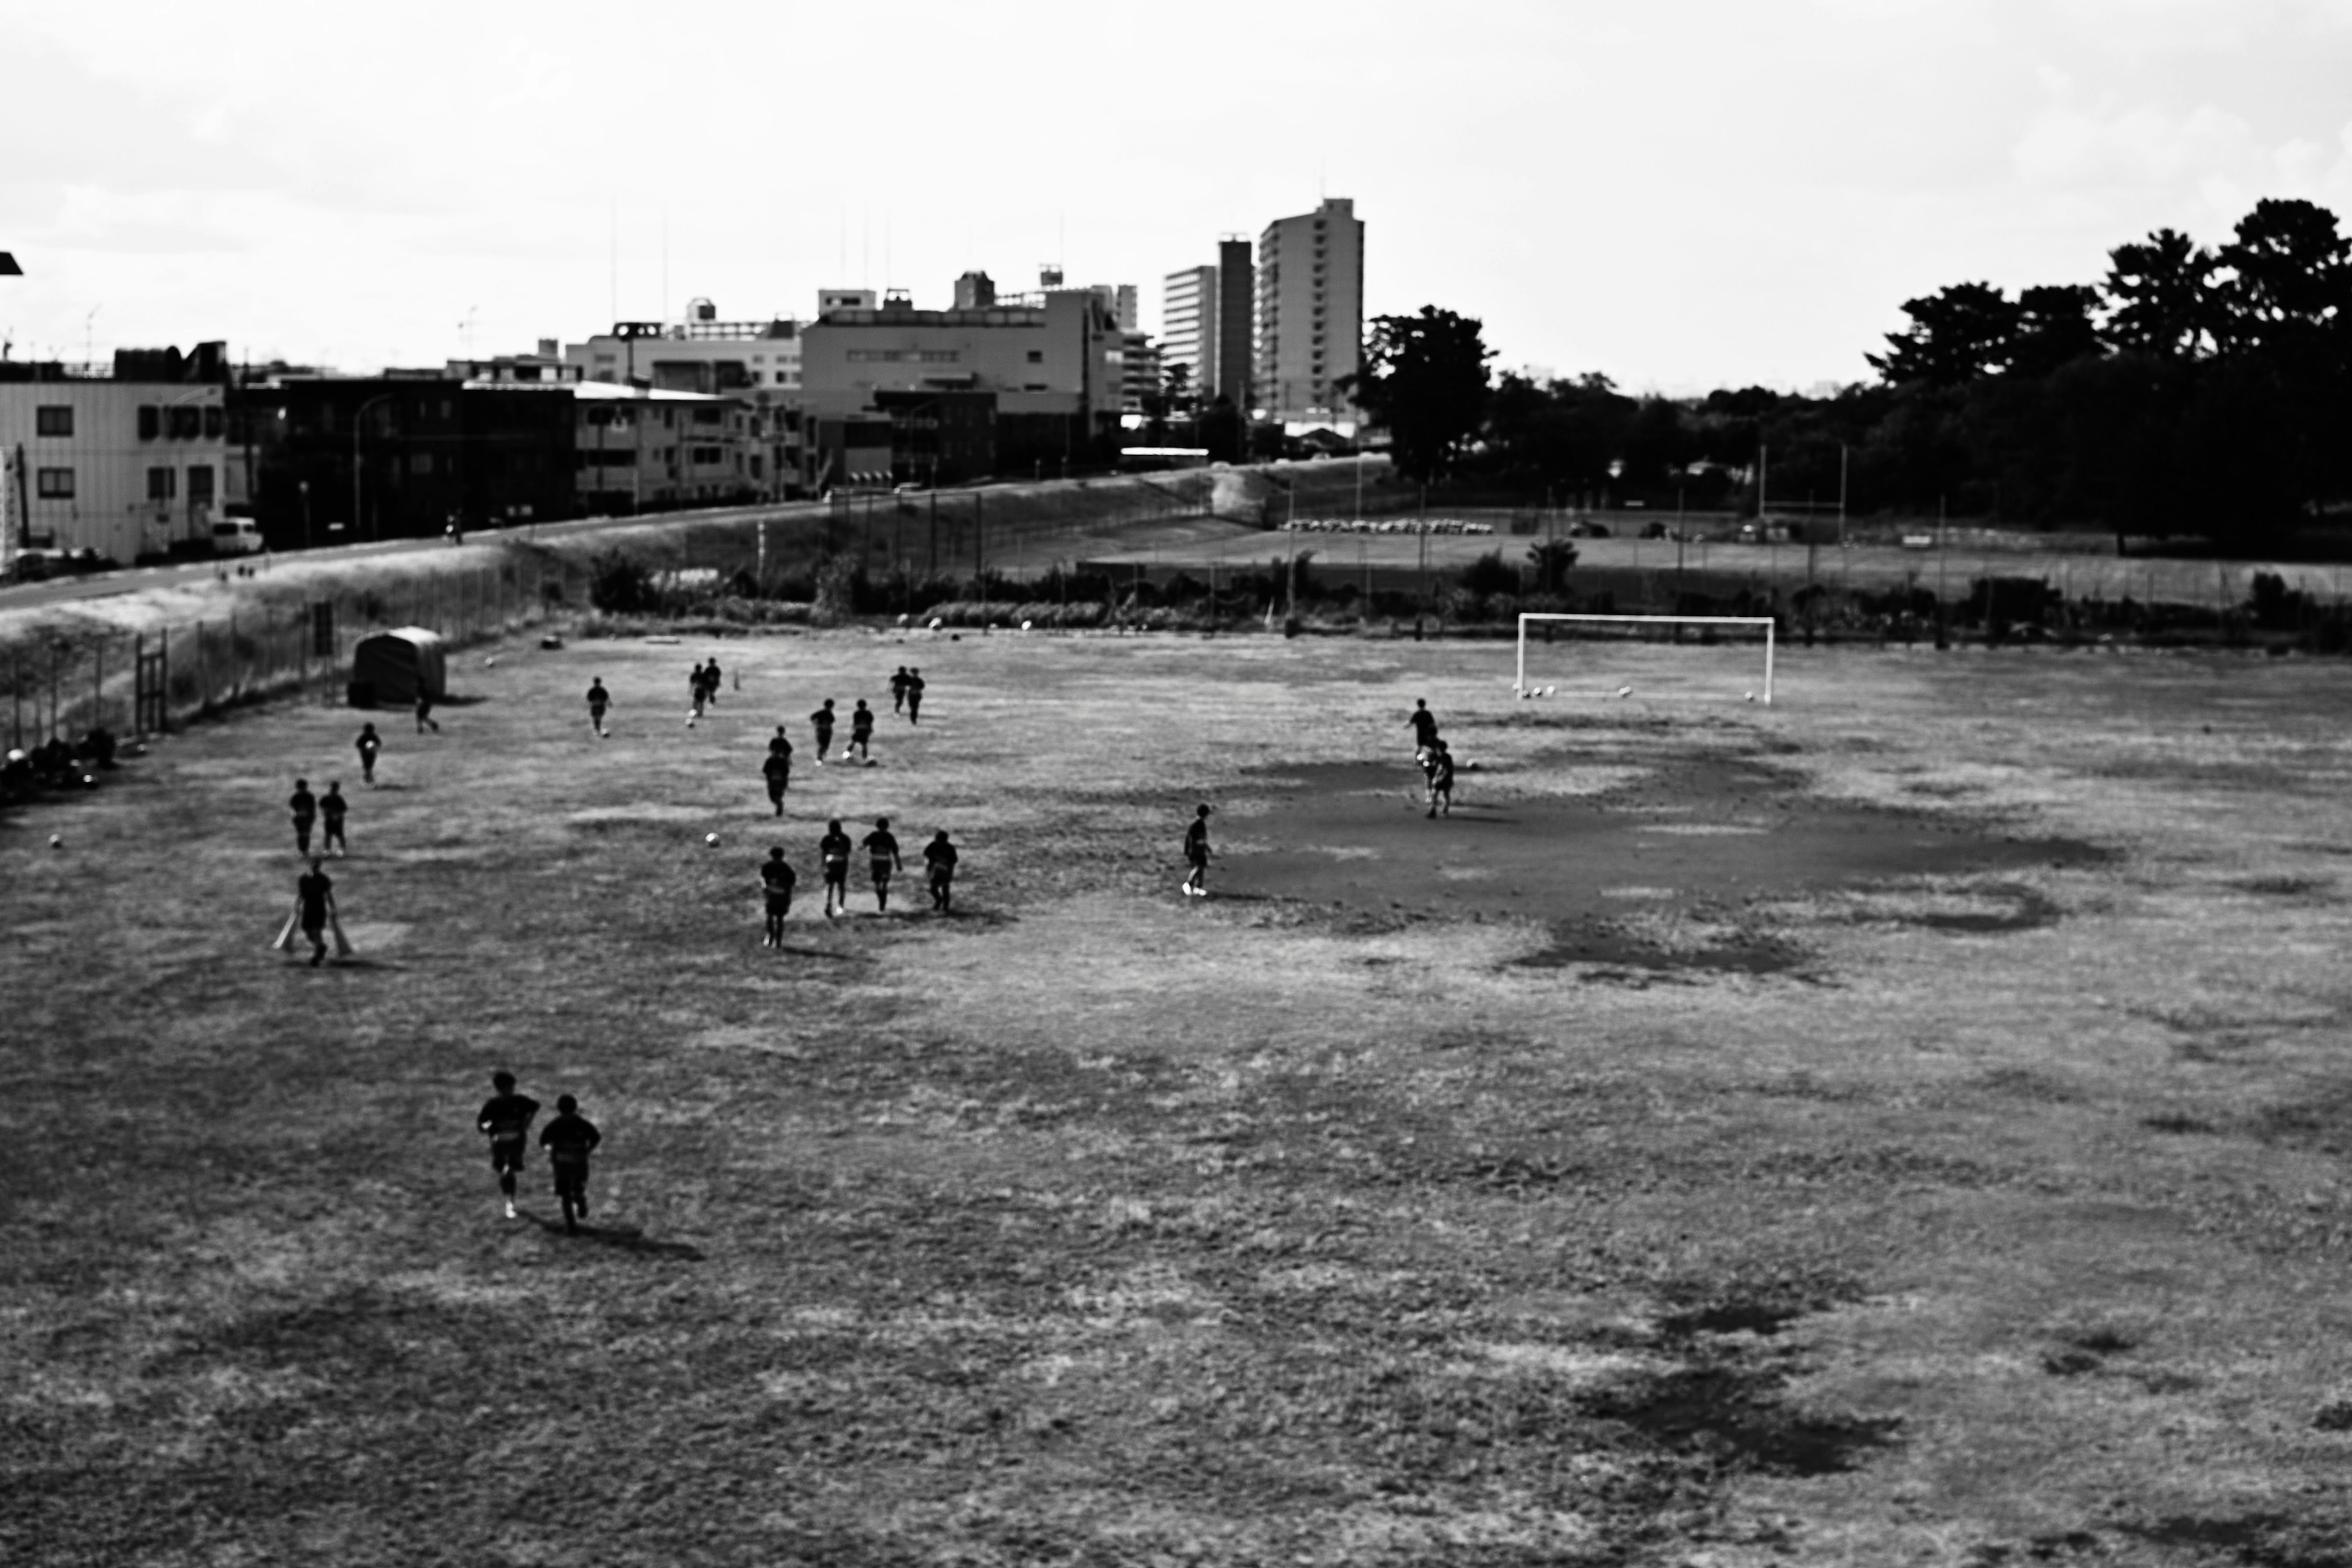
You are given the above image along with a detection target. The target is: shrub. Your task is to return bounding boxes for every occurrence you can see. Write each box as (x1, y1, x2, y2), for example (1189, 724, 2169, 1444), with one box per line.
(1459, 549, 1520, 599)
(588, 549, 659, 614)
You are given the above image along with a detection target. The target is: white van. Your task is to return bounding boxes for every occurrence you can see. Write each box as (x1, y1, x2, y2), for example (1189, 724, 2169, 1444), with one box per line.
(211, 517, 266, 556)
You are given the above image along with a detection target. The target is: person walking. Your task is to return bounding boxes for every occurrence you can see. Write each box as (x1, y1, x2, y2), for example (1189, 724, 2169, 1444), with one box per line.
(586, 677, 611, 738)
(320, 781, 350, 856)
(290, 855, 341, 963)
(288, 777, 318, 856)
(703, 657, 723, 707)
(848, 699, 875, 764)
(904, 669, 925, 725)
(862, 816, 902, 912)
(890, 665, 911, 715)
(539, 1093, 602, 1233)
(761, 736, 793, 816)
(1181, 804, 1212, 897)
(760, 847, 797, 947)
(1407, 698, 1439, 754)
(354, 723, 382, 787)
(415, 687, 440, 735)
(818, 818, 853, 917)
(810, 698, 837, 764)
(476, 1070, 541, 1221)
(688, 662, 708, 725)
(924, 829, 959, 912)
(1427, 739, 1455, 820)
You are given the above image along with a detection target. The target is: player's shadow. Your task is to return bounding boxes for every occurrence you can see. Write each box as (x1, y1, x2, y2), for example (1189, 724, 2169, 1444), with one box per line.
(435, 693, 491, 707)
(772, 943, 861, 960)
(529, 1214, 703, 1260)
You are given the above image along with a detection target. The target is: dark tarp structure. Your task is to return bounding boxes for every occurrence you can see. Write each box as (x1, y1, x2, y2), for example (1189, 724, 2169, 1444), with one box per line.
(349, 627, 447, 707)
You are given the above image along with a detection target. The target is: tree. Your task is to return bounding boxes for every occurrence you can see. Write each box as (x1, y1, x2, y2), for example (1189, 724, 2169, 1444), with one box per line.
(2101, 227, 2218, 359)
(1868, 282, 2019, 386)
(2214, 197, 2352, 355)
(1339, 305, 1493, 484)
(2008, 285, 2103, 378)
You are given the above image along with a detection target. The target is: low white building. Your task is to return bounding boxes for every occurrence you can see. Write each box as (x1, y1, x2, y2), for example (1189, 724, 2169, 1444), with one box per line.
(564, 301, 802, 394)
(1, 352, 233, 566)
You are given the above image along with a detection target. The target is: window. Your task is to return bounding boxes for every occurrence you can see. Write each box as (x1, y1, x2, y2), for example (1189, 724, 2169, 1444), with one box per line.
(167, 406, 201, 440)
(1025, 350, 1044, 364)
(188, 466, 214, 503)
(148, 467, 176, 500)
(35, 405, 72, 437)
(138, 405, 160, 441)
(36, 467, 74, 498)
(203, 406, 225, 439)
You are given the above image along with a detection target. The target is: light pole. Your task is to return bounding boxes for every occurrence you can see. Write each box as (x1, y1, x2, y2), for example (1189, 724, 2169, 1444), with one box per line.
(352, 392, 398, 543)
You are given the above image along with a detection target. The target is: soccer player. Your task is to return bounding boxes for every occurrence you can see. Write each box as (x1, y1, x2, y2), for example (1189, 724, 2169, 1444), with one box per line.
(415, 688, 440, 734)
(689, 662, 708, 723)
(540, 1094, 603, 1233)
(760, 847, 797, 946)
(890, 666, 910, 715)
(848, 699, 875, 764)
(924, 829, 959, 912)
(320, 782, 349, 856)
(761, 736, 792, 816)
(862, 816, 902, 912)
(1427, 739, 1455, 819)
(703, 657, 723, 706)
(818, 818, 853, 917)
(904, 669, 925, 724)
(1408, 698, 1439, 753)
(477, 1070, 541, 1221)
(586, 677, 611, 737)
(810, 699, 837, 764)
(1182, 804, 1212, 897)
(288, 777, 318, 856)
(354, 723, 382, 786)
(294, 856, 337, 964)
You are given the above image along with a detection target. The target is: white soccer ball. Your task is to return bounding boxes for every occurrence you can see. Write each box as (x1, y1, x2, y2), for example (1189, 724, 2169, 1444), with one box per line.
(48, 834, 62, 849)
(929, 617, 943, 631)
(1542, 686, 1556, 696)
(483, 655, 497, 668)
(1020, 620, 1032, 632)
(1744, 691, 1756, 702)
(1616, 685, 1633, 698)
(705, 833, 720, 847)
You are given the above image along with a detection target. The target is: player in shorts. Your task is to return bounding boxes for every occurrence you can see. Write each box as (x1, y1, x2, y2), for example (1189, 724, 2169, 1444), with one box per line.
(355, 723, 381, 786)
(890, 666, 910, 715)
(538, 1093, 602, 1233)
(1408, 698, 1439, 753)
(586, 677, 610, 737)
(810, 699, 836, 763)
(848, 699, 875, 764)
(476, 1070, 541, 1221)
(1182, 803, 1212, 897)
(923, 829, 958, 912)
(415, 689, 440, 734)
(288, 777, 317, 856)
(1427, 740, 1455, 819)
(320, 782, 349, 856)
(903, 669, 925, 724)
(861, 816, 902, 912)
(295, 856, 337, 964)
(688, 663, 708, 723)
(760, 847, 797, 946)
(761, 737, 792, 816)
(703, 657, 723, 707)
(819, 818, 853, 917)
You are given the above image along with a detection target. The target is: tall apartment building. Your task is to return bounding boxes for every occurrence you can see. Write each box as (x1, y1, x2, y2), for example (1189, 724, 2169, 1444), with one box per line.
(1255, 197, 1363, 433)
(1159, 238, 1254, 409)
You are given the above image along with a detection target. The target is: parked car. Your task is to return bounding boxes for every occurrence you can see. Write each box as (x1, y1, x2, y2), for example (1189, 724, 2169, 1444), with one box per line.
(211, 517, 267, 555)
(5, 549, 55, 584)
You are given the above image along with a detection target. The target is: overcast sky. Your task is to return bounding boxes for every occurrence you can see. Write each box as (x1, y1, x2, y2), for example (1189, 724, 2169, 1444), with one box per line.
(3, 0, 2348, 394)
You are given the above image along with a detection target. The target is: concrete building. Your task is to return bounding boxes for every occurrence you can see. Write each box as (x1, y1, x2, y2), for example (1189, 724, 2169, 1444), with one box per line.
(564, 301, 802, 394)
(1, 344, 233, 566)
(1256, 197, 1363, 434)
(568, 382, 764, 514)
(447, 339, 579, 385)
(1159, 238, 1253, 410)
(1121, 333, 1161, 415)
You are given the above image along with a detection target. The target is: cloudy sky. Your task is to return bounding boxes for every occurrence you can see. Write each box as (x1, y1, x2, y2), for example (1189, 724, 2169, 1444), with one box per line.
(3, 0, 2348, 393)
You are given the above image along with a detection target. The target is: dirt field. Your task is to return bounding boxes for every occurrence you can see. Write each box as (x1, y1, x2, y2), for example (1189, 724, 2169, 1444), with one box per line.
(7, 628, 2352, 1566)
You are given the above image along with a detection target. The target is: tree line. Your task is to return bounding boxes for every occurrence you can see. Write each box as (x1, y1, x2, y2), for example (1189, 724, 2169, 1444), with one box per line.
(1342, 197, 2352, 551)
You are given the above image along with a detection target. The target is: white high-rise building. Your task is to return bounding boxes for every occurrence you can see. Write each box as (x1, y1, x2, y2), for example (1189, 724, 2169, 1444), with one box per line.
(1255, 197, 1363, 434)
(1161, 264, 1216, 399)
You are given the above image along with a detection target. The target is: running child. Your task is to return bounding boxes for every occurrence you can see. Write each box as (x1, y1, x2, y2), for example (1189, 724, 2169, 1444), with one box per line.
(538, 1093, 602, 1233)
(689, 663, 708, 723)
(848, 699, 875, 764)
(294, 856, 337, 963)
(904, 669, 925, 724)
(760, 847, 797, 947)
(1408, 698, 1439, 753)
(355, 723, 381, 786)
(703, 657, 723, 706)
(415, 688, 440, 734)
(320, 781, 349, 856)
(818, 818, 853, 917)
(1427, 739, 1455, 819)
(862, 816, 902, 912)
(890, 666, 910, 715)
(288, 777, 317, 856)
(586, 677, 610, 737)
(1182, 803, 1212, 897)
(761, 736, 793, 816)
(477, 1070, 541, 1221)
(924, 829, 959, 912)
(810, 699, 837, 763)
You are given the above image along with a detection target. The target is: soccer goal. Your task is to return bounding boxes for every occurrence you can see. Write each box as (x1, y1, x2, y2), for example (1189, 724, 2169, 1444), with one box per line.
(1513, 614, 1776, 706)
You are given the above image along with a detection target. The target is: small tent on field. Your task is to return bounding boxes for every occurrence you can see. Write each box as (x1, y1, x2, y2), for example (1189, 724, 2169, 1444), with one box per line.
(349, 627, 447, 707)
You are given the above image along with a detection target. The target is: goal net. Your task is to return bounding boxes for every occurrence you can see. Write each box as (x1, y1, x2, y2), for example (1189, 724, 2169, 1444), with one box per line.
(1513, 614, 1776, 706)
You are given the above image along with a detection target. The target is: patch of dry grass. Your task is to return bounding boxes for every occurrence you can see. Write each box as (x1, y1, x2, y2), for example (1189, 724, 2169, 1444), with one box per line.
(7, 632, 2352, 1564)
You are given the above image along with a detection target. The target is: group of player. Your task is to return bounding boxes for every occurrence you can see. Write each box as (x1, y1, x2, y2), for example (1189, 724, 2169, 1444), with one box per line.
(1408, 698, 1457, 818)
(475, 1070, 601, 1231)
(758, 818, 959, 941)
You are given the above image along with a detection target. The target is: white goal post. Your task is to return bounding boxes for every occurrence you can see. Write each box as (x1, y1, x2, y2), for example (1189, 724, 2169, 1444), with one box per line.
(1514, 614, 1776, 706)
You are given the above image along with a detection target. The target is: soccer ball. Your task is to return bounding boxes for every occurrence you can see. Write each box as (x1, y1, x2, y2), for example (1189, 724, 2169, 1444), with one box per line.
(705, 833, 720, 847)
(929, 617, 943, 631)
(1020, 620, 1032, 632)
(1541, 686, 1556, 697)
(1616, 685, 1633, 698)
(48, 834, 61, 849)
(483, 655, 497, 668)
(1744, 692, 1756, 703)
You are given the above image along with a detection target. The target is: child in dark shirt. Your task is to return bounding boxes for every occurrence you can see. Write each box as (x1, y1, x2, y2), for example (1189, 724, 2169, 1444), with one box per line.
(477, 1070, 541, 1221)
(538, 1094, 602, 1232)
